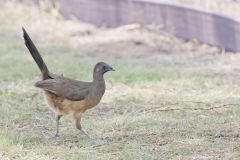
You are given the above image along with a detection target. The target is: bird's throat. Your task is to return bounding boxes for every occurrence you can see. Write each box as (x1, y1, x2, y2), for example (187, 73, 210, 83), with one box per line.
(93, 72, 104, 82)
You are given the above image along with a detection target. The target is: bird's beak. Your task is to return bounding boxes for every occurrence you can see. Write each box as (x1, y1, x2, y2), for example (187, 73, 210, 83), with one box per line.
(110, 67, 115, 71)
(108, 65, 115, 71)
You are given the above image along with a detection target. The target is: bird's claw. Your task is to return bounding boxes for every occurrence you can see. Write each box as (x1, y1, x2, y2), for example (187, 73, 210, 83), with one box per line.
(55, 134, 60, 138)
(87, 136, 107, 143)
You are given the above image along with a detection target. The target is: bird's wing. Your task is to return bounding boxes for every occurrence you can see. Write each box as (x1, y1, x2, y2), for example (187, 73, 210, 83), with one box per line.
(35, 77, 91, 101)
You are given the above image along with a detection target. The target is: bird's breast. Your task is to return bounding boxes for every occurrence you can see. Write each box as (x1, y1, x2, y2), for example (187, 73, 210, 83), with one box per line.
(85, 84, 105, 109)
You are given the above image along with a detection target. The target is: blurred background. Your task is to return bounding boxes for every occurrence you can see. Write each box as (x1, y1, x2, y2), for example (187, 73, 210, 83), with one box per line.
(1, 0, 240, 159)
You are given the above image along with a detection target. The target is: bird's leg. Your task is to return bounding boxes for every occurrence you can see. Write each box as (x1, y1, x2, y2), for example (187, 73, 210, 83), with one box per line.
(55, 115, 62, 138)
(74, 113, 97, 141)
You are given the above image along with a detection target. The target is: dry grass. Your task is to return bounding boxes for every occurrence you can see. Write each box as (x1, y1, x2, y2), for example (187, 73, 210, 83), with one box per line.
(1, 0, 240, 160)
(0, 0, 95, 45)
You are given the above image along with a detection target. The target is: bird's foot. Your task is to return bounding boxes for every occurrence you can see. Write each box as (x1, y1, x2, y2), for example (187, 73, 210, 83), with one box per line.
(86, 135, 103, 142)
(55, 133, 60, 138)
(79, 128, 106, 143)
(87, 136, 107, 144)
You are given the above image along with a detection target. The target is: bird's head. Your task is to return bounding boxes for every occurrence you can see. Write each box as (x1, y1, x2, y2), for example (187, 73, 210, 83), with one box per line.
(94, 62, 115, 75)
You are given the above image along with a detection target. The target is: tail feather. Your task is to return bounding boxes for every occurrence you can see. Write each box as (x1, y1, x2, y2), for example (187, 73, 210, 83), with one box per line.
(22, 27, 49, 79)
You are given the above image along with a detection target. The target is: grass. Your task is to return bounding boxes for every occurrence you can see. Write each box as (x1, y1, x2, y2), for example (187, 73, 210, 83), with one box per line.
(1, 27, 240, 160)
(1, 1, 240, 159)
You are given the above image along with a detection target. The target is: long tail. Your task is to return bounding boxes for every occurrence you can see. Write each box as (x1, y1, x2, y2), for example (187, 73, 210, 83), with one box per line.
(22, 27, 49, 79)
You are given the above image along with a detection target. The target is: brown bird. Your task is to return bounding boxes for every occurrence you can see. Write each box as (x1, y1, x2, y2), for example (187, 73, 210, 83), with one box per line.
(22, 28, 114, 140)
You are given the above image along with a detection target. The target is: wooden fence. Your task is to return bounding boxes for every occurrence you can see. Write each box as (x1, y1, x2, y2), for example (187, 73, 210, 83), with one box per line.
(34, 0, 240, 52)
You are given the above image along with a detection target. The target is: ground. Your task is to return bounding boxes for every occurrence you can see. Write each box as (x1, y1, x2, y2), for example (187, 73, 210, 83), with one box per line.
(1, 1, 240, 160)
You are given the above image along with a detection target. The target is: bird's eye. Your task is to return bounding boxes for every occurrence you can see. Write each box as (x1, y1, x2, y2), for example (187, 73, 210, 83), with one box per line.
(103, 66, 107, 70)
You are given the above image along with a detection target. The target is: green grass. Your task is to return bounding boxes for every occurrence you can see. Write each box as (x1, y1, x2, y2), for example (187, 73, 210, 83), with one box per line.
(1, 26, 240, 160)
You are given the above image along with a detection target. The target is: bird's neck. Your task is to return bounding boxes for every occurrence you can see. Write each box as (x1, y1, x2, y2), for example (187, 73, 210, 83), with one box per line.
(93, 72, 104, 83)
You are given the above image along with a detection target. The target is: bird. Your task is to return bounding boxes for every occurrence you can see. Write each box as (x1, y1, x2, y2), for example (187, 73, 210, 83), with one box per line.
(22, 27, 115, 140)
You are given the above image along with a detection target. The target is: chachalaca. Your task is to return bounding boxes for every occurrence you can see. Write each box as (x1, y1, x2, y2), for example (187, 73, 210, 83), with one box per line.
(22, 28, 114, 140)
